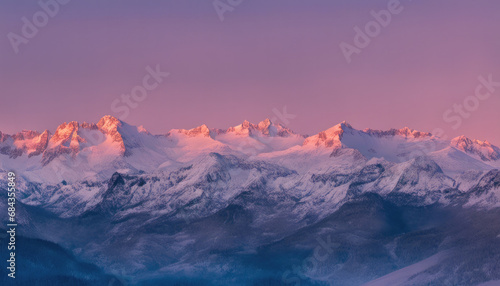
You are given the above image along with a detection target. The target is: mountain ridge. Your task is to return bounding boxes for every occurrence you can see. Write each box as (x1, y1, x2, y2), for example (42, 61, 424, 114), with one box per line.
(1, 115, 499, 186)
(1, 115, 497, 159)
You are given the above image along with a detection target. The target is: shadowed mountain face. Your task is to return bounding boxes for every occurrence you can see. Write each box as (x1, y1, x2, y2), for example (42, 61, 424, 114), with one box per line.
(0, 234, 121, 286)
(2, 117, 500, 285)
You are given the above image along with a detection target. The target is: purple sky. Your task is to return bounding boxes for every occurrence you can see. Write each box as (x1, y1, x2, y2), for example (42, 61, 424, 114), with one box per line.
(1, 0, 500, 144)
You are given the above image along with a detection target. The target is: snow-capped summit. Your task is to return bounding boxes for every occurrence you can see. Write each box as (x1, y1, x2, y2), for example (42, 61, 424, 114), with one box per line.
(97, 115, 121, 129)
(171, 124, 213, 138)
(96, 115, 125, 144)
(451, 135, 500, 161)
(256, 118, 296, 137)
(0, 129, 50, 158)
(49, 121, 84, 149)
(226, 118, 296, 137)
(301, 121, 450, 164)
(37, 115, 163, 166)
(302, 121, 352, 148)
(43, 116, 128, 157)
(226, 120, 252, 135)
(137, 125, 150, 134)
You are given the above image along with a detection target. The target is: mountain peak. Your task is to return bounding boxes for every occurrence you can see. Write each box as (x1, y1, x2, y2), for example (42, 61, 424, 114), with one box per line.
(175, 124, 213, 138)
(303, 121, 350, 148)
(339, 120, 353, 129)
(452, 135, 471, 143)
(257, 118, 274, 136)
(137, 125, 150, 134)
(241, 120, 251, 129)
(96, 115, 126, 147)
(303, 122, 434, 150)
(51, 121, 80, 145)
(451, 135, 500, 161)
(225, 118, 296, 137)
(257, 118, 272, 129)
(97, 115, 122, 132)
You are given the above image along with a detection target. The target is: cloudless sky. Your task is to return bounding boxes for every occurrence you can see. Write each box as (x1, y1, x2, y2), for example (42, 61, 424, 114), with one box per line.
(1, 0, 499, 144)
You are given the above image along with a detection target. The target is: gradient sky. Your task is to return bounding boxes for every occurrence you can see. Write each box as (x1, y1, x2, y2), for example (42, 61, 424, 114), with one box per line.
(1, 0, 499, 144)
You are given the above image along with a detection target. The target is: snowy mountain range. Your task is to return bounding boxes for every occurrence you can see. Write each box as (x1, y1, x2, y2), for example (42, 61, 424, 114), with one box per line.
(1, 116, 500, 285)
(1, 115, 498, 182)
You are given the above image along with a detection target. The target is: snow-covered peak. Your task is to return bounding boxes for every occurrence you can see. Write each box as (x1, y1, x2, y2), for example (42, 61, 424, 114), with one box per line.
(97, 115, 123, 135)
(51, 121, 79, 144)
(172, 124, 213, 138)
(303, 121, 435, 148)
(38, 115, 157, 167)
(302, 122, 446, 164)
(137, 125, 150, 134)
(0, 129, 50, 158)
(12, 129, 44, 141)
(451, 135, 500, 161)
(226, 120, 251, 135)
(47, 117, 126, 153)
(339, 120, 353, 129)
(226, 118, 296, 137)
(302, 121, 352, 148)
(257, 118, 272, 130)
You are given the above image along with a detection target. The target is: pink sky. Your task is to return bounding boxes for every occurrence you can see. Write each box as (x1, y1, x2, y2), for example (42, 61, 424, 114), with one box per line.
(1, 0, 499, 144)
